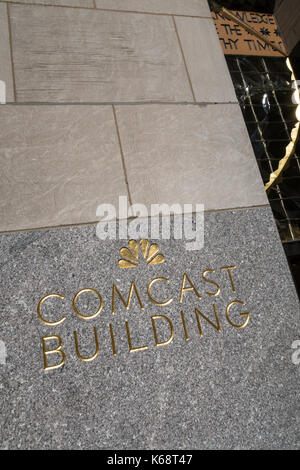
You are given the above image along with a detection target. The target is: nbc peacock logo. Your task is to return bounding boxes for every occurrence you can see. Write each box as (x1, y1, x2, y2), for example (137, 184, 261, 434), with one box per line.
(118, 239, 165, 269)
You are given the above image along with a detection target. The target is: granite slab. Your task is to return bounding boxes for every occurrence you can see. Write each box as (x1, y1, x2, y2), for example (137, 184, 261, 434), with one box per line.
(0, 207, 299, 449)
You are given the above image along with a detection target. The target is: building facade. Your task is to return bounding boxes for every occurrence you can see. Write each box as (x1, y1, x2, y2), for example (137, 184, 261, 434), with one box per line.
(0, 0, 299, 449)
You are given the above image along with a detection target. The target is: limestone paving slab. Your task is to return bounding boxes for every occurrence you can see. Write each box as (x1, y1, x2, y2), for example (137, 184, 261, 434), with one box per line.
(9, 5, 193, 103)
(0, 207, 299, 449)
(5, 0, 94, 7)
(174, 16, 237, 103)
(115, 103, 268, 211)
(95, 0, 211, 17)
(0, 105, 127, 231)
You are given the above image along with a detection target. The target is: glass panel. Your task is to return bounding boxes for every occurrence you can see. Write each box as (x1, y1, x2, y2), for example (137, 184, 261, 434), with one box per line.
(227, 54, 300, 243)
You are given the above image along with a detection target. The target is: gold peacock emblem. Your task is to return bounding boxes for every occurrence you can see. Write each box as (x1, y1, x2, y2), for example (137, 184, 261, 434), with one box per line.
(118, 239, 165, 269)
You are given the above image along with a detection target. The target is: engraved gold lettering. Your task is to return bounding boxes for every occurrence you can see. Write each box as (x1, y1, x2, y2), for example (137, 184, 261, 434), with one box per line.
(125, 321, 148, 353)
(73, 288, 103, 320)
(220, 266, 237, 293)
(42, 335, 66, 371)
(226, 300, 250, 329)
(74, 327, 100, 362)
(202, 269, 221, 297)
(37, 294, 66, 326)
(179, 273, 201, 303)
(180, 311, 190, 341)
(151, 315, 174, 347)
(195, 305, 222, 337)
(147, 277, 173, 306)
(112, 282, 144, 315)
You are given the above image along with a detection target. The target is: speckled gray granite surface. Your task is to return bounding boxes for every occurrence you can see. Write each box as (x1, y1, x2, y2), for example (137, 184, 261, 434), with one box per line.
(0, 207, 299, 449)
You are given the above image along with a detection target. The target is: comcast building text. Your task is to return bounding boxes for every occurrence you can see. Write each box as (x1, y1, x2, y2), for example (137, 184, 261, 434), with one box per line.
(36, 241, 251, 371)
